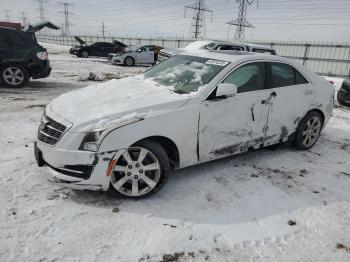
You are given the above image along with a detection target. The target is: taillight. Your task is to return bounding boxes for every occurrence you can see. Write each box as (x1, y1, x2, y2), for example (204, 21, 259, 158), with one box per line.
(37, 51, 48, 60)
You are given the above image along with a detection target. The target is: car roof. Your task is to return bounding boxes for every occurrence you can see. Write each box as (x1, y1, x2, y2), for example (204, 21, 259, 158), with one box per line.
(0, 26, 17, 31)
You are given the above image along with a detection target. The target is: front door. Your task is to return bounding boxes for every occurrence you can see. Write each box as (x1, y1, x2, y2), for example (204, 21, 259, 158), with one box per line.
(199, 62, 272, 161)
(136, 46, 154, 64)
(265, 62, 315, 141)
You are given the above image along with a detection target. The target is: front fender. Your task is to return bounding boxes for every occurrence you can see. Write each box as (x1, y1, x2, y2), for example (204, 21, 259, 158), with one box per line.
(98, 104, 199, 168)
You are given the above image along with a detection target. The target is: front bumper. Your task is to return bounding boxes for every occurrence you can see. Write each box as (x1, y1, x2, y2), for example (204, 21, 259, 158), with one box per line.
(34, 140, 123, 191)
(337, 89, 350, 106)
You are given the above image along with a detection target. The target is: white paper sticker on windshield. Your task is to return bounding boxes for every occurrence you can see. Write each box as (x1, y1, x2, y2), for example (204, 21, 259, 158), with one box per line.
(205, 60, 229, 66)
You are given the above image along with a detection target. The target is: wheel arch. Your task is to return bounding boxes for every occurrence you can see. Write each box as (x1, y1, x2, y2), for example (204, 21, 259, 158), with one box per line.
(304, 108, 325, 126)
(132, 136, 180, 169)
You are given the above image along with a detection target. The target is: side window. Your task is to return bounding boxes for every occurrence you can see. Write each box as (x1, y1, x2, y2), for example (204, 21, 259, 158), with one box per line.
(295, 70, 308, 84)
(270, 62, 309, 88)
(223, 62, 265, 93)
(218, 45, 243, 51)
(148, 45, 155, 51)
(8, 31, 26, 47)
(140, 46, 150, 52)
(0, 32, 12, 51)
(271, 63, 295, 88)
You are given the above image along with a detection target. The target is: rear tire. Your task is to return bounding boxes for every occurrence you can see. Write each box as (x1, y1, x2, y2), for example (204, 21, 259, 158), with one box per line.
(109, 140, 170, 199)
(0, 64, 29, 88)
(294, 111, 323, 150)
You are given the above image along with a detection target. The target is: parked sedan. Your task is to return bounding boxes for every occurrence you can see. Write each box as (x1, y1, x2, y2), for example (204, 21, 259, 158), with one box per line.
(337, 78, 350, 107)
(109, 45, 162, 66)
(35, 52, 334, 198)
(70, 36, 127, 58)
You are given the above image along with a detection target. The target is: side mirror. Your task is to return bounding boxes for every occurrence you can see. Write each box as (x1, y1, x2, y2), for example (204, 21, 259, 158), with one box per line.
(216, 83, 237, 98)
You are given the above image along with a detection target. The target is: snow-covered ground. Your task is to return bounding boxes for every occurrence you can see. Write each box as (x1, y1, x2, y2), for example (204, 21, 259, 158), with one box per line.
(0, 44, 349, 262)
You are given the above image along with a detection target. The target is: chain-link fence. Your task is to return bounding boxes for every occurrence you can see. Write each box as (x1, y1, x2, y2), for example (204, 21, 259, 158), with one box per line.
(37, 35, 350, 78)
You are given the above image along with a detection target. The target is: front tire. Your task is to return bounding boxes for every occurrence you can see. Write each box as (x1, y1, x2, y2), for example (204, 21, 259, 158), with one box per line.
(1, 64, 29, 88)
(294, 111, 323, 150)
(124, 57, 135, 66)
(81, 50, 89, 58)
(109, 141, 170, 198)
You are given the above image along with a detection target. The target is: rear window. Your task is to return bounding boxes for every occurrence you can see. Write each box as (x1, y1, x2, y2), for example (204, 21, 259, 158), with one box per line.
(270, 62, 309, 88)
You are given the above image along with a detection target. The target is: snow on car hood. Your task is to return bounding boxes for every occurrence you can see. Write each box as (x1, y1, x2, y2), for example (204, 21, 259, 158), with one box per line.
(48, 76, 190, 132)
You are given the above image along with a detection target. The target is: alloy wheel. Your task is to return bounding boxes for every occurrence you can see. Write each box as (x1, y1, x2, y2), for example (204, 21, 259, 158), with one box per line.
(302, 116, 321, 147)
(2, 67, 25, 86)
(125, 57, 133, 66)
(111, 147, 161, 197)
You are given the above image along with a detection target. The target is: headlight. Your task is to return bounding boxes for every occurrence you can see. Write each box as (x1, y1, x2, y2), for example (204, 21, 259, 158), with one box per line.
(80, 116, 144, 151)
(80, 131, 103, 151)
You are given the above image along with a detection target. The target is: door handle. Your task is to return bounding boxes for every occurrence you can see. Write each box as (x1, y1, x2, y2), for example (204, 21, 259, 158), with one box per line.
(261, 91, 277, 104)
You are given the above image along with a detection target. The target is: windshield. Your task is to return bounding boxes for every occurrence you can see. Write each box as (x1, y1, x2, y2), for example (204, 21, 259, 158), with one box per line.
(144, 55, 229, 94)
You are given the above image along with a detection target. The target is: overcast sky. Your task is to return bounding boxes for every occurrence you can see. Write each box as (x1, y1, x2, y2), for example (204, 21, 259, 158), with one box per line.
(1, 0, 350, 42)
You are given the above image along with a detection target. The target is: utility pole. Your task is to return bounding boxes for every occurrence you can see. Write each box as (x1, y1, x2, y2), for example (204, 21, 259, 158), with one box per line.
(34, 0, 47, 22)
(101, 21, 106, 37)
(226, 0, 257, 43)
(19, 12, 28, 28)
(3, 10, 11, 22)
(184, 0, 213, 39)
(59, 2, 73, 36)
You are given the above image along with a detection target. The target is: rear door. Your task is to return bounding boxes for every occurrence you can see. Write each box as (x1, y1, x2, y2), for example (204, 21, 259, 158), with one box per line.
(102, 42, 116, 55)
(265, 62, 314, 141)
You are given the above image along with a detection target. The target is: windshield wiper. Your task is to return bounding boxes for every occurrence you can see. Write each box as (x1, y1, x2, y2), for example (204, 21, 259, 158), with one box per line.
(173, 90, 188, 94)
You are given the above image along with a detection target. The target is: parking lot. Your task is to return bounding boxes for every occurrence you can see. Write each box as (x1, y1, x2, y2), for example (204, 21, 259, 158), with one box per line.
(0, 43, 349, 261)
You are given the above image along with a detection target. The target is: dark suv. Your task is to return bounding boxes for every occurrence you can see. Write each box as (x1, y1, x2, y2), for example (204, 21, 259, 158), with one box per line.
(0, 26, 51, 88)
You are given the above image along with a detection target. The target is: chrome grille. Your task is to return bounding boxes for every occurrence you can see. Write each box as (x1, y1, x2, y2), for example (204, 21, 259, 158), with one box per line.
(38, 115, 67, 145)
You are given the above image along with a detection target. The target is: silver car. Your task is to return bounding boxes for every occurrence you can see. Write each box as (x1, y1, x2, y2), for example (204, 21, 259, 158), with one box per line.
(109, 45, 160, 66)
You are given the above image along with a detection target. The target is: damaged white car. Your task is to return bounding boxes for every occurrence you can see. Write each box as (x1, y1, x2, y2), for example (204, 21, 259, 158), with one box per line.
(34, 51, 335, 198)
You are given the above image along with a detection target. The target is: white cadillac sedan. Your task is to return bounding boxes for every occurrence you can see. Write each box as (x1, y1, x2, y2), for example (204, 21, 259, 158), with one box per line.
(35, 51, 335, 198)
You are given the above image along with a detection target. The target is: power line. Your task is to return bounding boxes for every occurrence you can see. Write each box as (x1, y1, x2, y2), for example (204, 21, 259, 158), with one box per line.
(226, 0, 257, 43)
(19, 12, 28, 28)
(185, 0, 213, 39)
(59, 2, 74, 36)
(34, 0, 48, 22)
(101, 21, 106, 37)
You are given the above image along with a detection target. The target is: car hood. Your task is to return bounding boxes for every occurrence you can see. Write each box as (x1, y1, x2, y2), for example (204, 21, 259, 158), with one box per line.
(48, 76, 190, 132)
(74, 36, 87, 46)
